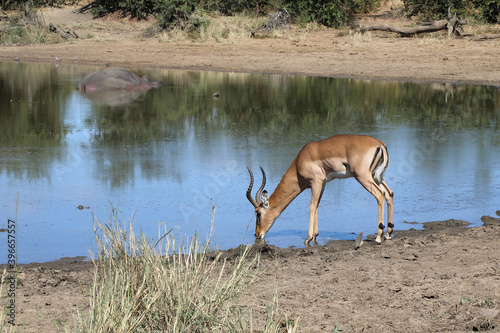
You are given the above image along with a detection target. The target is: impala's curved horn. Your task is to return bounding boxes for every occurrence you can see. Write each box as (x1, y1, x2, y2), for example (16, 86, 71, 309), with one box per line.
(246, 167, 259, 208)
(255, 166, 266, 204)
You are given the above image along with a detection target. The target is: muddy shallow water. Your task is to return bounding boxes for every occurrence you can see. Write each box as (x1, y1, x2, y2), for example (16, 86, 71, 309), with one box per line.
(1, 61, 499, 263)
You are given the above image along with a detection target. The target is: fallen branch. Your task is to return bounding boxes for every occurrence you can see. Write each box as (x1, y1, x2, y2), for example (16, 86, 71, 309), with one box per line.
(357, 7, 466, 38)
(49, 23, 79, 39)
(357, 20, 448, 35)
(470, 33, 500, 41)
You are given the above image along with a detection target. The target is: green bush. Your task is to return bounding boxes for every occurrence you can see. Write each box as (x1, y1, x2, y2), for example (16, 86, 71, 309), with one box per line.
(154, 0, 198, 30)
(88, 0, 365, 29)
(284, 0, 356, 28)
(201, 0, 277, 16)
(402, 0, 500, 23)
(402, 0, 472, 21)
(90, 0, 120, 18)
(475, 0, 500, 23)
(0, 0, 78, 10)
(89, 0, 276, 21)
(352, 0, 382, 14)
(90, 0, 155, 19)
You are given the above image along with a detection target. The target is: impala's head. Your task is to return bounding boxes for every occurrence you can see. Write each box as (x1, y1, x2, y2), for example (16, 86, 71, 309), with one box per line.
(246, 166, 272, 239)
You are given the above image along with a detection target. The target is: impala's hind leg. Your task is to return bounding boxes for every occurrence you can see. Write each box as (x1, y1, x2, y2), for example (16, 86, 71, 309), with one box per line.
(381, 180, 394, 240)
(355, 176, 388, 244)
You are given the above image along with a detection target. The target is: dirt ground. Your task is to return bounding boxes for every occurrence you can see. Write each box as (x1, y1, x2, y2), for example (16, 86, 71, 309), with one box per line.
(2, 2, 500, 332)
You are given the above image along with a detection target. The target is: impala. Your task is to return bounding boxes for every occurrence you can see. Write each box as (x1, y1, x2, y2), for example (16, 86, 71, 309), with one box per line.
(246, 134, 394, 246)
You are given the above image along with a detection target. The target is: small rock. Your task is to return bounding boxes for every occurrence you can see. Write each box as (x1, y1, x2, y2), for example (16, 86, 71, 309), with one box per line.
(59, 280, 68, 287)
(422, 293, 438, 299)
(481, 215, 500, 226)
(389, 286, 402, 293)
(404, 254, 418, 261)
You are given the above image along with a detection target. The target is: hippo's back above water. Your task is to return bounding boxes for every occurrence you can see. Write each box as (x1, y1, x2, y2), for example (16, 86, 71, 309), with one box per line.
(77, 68, 162, 92)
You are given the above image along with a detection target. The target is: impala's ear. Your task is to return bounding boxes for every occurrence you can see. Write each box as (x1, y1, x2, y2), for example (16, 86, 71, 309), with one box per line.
(261, 190, 269, 209)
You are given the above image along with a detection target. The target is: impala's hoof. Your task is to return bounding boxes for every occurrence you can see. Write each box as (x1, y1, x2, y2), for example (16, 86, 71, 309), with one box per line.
(304, 238, 318, 247)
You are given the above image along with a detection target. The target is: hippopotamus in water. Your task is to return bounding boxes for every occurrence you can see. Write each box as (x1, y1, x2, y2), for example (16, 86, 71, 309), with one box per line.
(77, 67, 163, 92)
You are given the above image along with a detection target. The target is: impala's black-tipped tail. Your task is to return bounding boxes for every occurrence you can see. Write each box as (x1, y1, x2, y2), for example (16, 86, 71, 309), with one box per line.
(370, 145, 389, 184)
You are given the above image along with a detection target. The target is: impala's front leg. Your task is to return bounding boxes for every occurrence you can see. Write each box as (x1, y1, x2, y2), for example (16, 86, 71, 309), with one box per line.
(305, 182, 324, 246)
(305, 211, 318, 247)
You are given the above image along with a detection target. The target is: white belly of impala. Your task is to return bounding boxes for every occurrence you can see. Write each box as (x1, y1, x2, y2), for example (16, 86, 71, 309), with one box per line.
(326, 169, 353, 182)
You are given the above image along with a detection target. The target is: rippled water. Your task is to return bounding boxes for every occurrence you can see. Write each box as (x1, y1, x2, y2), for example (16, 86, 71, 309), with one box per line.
(1, 61, 499, 263)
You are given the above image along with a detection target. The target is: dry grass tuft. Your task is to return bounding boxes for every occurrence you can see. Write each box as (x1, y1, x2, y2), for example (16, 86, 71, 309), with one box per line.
(71, 206, 299, 332)
(159, 14, 282, 43)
